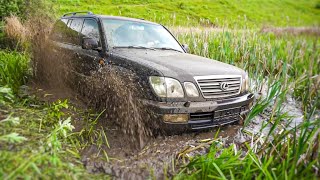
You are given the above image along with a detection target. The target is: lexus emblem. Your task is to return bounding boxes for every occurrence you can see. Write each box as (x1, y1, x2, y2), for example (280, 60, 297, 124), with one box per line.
(220, 82, 229, 91)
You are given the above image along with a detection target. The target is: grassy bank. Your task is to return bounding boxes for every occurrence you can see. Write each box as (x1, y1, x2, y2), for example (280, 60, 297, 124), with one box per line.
(53, 0, 320, 27)
(0, 51, 109, 179)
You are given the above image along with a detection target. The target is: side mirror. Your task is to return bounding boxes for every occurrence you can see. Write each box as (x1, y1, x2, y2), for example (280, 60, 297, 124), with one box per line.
(182, 44, 189, 53)
(82, 37, 99, 50)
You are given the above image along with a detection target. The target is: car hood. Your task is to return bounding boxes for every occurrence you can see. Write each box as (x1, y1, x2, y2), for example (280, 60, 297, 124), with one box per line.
(112, 49, 245, 80)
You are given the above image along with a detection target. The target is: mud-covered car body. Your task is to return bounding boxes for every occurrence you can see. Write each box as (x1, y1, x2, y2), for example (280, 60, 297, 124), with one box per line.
(50, 12, 254, 131)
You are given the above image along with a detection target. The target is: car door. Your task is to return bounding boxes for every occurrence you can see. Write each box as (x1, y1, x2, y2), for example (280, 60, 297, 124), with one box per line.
(77, 18, 103, 75)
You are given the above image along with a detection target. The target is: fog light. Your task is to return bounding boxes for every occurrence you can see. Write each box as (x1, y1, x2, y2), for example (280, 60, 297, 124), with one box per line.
(163, 114, 189, 123)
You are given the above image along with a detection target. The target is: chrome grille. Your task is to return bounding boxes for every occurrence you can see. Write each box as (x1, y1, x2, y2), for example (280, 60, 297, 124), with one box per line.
(194, 75, 242, 99)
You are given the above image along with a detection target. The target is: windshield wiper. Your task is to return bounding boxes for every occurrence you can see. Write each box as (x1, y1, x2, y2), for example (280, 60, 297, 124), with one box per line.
(154, 47, 183, 53)
(113, 46, 155, 50)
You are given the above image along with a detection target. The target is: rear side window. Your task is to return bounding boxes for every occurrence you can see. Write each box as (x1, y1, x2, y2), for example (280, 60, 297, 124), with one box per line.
(50, 19, 69, 42)
(65, 18, 84, 45)
(69, 18, 83, 32)
(81, 19, 100, 40)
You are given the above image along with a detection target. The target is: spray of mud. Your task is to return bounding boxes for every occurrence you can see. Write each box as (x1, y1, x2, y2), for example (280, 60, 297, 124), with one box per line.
(79, 67, 157, 149)
(5, 11, 71, 84)
(4, 15, 156, 149)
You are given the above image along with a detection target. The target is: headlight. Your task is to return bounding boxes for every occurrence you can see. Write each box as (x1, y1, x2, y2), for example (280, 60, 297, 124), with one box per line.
(241, 73, 249, 92)
(184, 82, 199, 97)
(149, 76, 184, 98)
(149, 76, 166, 97)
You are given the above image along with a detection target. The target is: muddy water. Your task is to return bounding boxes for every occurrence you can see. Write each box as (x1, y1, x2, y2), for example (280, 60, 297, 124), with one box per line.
(82, 124, 241, 179)
(29, 72, 311, 179)
(29, 84, 243, 179)
(29, 80, 312, 179)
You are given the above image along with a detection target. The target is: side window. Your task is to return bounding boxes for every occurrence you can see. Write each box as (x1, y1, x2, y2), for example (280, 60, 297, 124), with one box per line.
(81, 19, 100, 45)
(50, 19, 69, 42)
(69, 18, 83, 32)
(66, 18, 83, 45)
(61, 18, 68, 24)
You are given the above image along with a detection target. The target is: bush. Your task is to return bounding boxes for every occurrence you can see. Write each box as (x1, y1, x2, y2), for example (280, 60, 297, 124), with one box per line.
(0, 51, 30, 94)
(0, 0, 26, 20)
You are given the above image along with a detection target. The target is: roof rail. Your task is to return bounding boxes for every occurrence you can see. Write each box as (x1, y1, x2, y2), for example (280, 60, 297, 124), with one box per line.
(63, 11, 94, 17)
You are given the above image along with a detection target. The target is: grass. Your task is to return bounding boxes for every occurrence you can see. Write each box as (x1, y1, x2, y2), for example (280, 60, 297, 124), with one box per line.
(0, 51, 30, 94)
(53, 0, 320, 27)
(0, 86, 110, 179)
(175, 119, 320, 179)
(172, 28, 319, 116)
(170, 28, 319, 179)
(0, 51, 110, 179)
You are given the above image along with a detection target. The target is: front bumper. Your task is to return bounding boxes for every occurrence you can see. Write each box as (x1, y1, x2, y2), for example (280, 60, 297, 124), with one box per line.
(143, 93, 254, 132)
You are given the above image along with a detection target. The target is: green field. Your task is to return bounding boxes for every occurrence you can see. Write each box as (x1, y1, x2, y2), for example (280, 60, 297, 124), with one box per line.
(54, 0, 320, 27)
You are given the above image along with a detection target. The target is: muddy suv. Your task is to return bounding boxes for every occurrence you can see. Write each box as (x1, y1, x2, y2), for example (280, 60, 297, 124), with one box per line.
(50, 11, 254, 131)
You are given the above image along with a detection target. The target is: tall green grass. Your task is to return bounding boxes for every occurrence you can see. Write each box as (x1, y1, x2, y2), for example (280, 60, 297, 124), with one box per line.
(172, 28, 319, 116)
(0, 51, 30, 94)
(172, 28, 319, 178)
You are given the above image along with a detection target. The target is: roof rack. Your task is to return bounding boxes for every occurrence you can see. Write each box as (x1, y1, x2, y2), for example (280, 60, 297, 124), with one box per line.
(63, 11, 94, 17)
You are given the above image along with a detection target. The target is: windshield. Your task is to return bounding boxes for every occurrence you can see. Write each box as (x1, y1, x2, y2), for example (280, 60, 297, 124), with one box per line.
(102, 19, 184, 52)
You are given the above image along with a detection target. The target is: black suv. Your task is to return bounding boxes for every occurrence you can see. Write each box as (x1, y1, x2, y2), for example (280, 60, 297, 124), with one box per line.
(50, 11, 254, 131)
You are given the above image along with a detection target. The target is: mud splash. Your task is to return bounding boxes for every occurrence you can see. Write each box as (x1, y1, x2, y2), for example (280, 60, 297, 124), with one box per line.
(78, 67, 158, 149)
(4, 15, 157, 149)
(28, 80, 243, 179)
(28, 75, 311, 179)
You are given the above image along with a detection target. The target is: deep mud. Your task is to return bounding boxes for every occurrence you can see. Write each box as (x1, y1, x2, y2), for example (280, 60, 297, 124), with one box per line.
(29, 82, 244, 179)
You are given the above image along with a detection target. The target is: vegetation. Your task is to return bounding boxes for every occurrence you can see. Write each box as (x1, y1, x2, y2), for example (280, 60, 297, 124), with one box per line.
(172, 28, 319, 114)
(54, 0, 320, 27)
(169, 27, 319, 179)
(175, 119, 319, 179)
(0, 51, 30, 93)
(0, 0, 319, 179)
(0, 51, 109, 179)
(0, 0, 26, 20)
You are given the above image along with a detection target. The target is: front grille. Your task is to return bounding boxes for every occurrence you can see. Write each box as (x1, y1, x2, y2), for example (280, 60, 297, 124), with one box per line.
(189, 106, 244, 129)
(194, 75, 242, 99)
